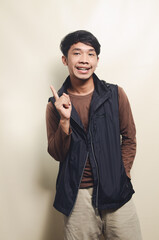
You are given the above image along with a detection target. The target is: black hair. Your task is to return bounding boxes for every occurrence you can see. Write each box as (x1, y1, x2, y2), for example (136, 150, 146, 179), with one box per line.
(60, 30, 101, 57)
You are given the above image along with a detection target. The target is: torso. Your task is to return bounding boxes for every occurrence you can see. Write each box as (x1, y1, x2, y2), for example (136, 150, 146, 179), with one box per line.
(69, 91, 94, 188)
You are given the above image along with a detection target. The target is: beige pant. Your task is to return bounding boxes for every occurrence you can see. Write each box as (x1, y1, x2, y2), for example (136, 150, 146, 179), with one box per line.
(64, 188, 142, 240)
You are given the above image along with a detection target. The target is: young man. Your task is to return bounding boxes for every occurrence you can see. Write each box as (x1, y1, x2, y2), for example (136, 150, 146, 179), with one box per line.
(46, 30, 142, 240)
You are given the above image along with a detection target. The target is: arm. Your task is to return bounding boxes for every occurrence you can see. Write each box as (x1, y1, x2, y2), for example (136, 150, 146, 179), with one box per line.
(118, 87, 136, 179)
(46, 86, 72, 161)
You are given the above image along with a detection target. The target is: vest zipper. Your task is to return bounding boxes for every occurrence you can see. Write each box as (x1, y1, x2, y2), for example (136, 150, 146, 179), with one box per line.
(69, 152, 89, 216)
(71, 116, 99, 210)
(70, 116, 85, 133)
(69, 117, 93, 215)
(89, 129, 99, 210)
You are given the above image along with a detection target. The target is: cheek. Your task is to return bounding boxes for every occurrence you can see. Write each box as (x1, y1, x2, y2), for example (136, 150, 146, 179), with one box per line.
(92, 62, 98, 69)
(68, 60, 75, 68)
(67, 63, 76, 73)
(90, 59, 98, 66)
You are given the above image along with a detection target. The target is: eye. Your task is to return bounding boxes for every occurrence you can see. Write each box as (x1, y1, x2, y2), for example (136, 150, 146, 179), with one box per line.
(89, 53, 95, 56)
(73, 52, 80, 55)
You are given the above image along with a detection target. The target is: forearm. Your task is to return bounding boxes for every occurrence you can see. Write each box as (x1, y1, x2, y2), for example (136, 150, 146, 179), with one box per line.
(48, 123, 71, 161)
(46, 102, 71, 161)
(60, 118, 70, 135)
(121, 136, 136, 178)
(118, 86, 136, 178)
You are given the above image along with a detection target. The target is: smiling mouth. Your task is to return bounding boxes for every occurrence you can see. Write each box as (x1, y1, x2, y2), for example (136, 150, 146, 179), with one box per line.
(76, 67, 91, 71)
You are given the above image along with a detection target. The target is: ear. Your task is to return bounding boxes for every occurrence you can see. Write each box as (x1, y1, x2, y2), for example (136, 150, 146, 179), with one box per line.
(97, 56, 99, 66)
(62, 56, 68, 66)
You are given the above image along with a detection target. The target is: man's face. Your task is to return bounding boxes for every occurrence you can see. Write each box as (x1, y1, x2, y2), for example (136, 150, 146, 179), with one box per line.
(62, 42, 99, 82)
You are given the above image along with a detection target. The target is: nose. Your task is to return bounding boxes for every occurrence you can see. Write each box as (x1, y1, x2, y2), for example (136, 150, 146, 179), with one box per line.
(79, 53, 89, 64)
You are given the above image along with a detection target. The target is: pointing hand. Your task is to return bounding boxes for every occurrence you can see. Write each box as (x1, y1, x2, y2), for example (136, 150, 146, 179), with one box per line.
(50, 85, 72, 121)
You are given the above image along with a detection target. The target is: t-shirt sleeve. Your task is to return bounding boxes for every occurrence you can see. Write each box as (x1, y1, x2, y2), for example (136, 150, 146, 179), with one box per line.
(118, 86, 136, 178)
(46, 101, 72, 161)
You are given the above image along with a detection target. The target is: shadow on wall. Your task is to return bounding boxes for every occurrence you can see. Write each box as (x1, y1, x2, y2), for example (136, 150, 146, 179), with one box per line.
(37, 144, 64, 240)
(37, 65, 67, 240)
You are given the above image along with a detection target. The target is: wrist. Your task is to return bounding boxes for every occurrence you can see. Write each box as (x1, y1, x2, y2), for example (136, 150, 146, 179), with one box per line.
(60, 118, 70, 134)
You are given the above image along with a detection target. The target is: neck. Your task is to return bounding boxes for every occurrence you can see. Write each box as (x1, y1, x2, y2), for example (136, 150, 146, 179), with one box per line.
(68, 75, 94, 96)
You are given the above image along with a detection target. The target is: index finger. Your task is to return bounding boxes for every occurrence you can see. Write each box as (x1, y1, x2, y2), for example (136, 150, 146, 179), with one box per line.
(50, 85, 59, 101)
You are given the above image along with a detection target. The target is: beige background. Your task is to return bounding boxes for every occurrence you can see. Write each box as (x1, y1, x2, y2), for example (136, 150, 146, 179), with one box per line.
(1, 0, 159, 239)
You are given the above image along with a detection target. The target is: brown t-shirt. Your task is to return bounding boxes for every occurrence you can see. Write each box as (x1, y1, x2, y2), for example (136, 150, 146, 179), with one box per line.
(46, 86, 136, 185)
(68, 91, 94, 188)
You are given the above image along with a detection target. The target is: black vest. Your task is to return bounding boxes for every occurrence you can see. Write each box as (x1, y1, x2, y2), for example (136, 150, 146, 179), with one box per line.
(49, 73, 134, 216)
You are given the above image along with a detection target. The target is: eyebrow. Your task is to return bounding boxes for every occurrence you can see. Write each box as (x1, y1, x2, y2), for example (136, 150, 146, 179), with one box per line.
(72, 48, 95, 52)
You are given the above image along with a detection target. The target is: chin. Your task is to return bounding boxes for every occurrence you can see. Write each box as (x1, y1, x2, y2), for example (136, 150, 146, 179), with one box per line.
(76, 74, 93, 81)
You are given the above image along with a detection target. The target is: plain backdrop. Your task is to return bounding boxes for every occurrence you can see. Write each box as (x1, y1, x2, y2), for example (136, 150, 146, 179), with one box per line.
(1, 0, 159, 239)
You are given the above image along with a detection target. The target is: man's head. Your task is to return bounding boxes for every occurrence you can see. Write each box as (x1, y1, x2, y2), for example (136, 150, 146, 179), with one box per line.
(60, 30, 100, 83)
(60, 30, 101, 57)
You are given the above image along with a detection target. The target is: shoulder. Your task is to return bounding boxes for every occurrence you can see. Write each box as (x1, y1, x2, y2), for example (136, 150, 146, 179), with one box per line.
(98, 75, 129, 104)
(47, 101, 54, 111)
(118, 86, 129, 103)
(99, 80, 118, 96)
(99, 78, 127, 98)
(48, 96, 55, 105)
(100, 80, 117, 89)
